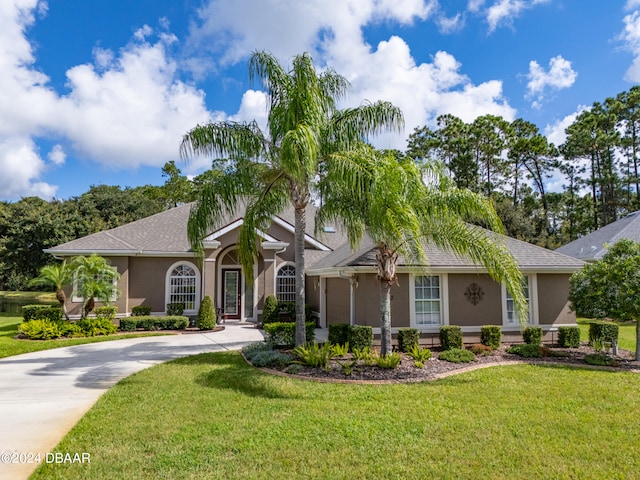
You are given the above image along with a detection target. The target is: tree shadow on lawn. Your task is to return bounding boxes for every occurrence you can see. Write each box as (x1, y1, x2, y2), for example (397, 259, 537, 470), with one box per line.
(189, 352, 301, 400)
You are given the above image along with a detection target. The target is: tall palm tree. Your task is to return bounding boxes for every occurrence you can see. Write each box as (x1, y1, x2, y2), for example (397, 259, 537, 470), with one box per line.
(181, 51, 403, 346)
(317, 147, 528, 355)
(29, 261, 74, 320)
(71, 254, 120, 318)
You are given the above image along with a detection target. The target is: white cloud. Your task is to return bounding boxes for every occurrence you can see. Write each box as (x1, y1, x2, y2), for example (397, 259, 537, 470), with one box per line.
(0, 137, 57, 199)
(626, 0, 640, 10)
(484, 0, 550, 33)
(0, 2, 215, 199)
(620, 11, 640, 82)
(526, 55, 577, 108)
(47, 144, 66, 165)
(190, 0, 516, 149)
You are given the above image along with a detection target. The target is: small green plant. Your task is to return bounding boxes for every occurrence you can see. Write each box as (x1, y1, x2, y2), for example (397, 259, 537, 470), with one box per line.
(349, 325, 373, 351)
(523, 327, 543, 346)
(242, 342, 274, 361)
(352, 346, 374, 361)
(18, 319, 62, 340)
(469, 343, 493, 356)
(584, 353, 616, 366)
(480, 325, 502, 349)
(328, 323, 351, 346)
(406, 344, 432, 362)
(558, 326, 581, 348)
(93, 306, 117, 321)
(284, 364, 304, 374)
(337, 359, 358, 376)
(251, 350, 293, 368)
(196, 295, 217, 330)
(293, 342, 336, 370)
(506, 344, 549, 358)
(262, 295, 279, 324)
(76, 317, 118, 336)
(439, 325, 463, 350)
(131, 305, 152, 316)
(438, 348, 475, 363)
(376, 352, 401, 369)
(330, 343, 349, 357)
(166, 303, 184, 316)
(397, 328, 420, 353)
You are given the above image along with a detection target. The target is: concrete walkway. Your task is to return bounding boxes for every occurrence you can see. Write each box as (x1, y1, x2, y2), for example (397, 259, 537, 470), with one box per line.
(0, 324, 265, 480)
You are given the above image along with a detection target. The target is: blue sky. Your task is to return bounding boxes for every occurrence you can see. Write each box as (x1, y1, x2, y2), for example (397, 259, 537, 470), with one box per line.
(2, 0, 640, 201)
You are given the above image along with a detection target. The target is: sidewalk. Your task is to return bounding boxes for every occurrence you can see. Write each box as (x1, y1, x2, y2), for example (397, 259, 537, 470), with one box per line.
(0, 324, 265, 480)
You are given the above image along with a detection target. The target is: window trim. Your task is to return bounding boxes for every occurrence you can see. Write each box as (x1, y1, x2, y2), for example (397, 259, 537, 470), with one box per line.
(165, 261, 201, 315)
(409, 273, 449, 329)
(502, 273, 538, 326)
(275, 263, 296, 303)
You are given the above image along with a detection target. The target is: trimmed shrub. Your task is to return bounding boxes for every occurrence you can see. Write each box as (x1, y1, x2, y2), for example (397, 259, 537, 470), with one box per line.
(262, 295, 279, 324)
(438, 348, 475, 363)
(18, 319, 62, 340)
(588, 322, 619, 347)
(119, 317, 138, 332)
(58, 321, 83, 338)
(76, 317, 118, 337)
(166, 303, 184, 316)
(94, 306, 117, 321)
(585, 353, 616, 366)
(397, 328, 420, 353)
(328, 323, 351, 346)
(263, 321, 315, 346)
(197, 295, 217, 330)
(439, 325, 463, 350)
(139, 318, 160, 331)
(523, 326, 543, 346)
(131, 305, 151, 316)
(348, 325, 373, 352)
(480, 325, 502, 349)
(22, 304, 57, 322)
(33, 306, 63, 323)
(558, 326, 581, 348)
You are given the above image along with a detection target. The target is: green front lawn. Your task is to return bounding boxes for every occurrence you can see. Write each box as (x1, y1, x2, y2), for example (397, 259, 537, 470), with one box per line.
(32, 352, 640, 480)
(0, 314, 169, 359)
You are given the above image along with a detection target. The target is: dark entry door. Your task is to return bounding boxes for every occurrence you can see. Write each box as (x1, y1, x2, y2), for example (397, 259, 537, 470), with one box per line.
(222, 269, 241, 320)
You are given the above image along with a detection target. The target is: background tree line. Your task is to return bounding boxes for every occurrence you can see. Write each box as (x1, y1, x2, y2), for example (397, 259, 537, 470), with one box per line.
(3, 86, 640, 291)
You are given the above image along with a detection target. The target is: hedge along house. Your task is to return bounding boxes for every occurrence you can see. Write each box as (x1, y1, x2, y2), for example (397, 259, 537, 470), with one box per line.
(45, 203, 585, 340)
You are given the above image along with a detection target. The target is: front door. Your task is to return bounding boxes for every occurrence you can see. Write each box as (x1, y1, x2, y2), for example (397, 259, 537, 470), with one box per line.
(222, 269, 241, 320)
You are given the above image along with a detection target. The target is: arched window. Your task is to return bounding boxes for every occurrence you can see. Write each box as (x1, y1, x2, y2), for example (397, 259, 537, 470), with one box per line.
(167, 263, 198, 312)
(276, 264, 296, 302)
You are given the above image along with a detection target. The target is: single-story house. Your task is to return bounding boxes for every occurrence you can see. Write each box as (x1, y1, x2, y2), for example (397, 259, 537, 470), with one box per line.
(556, 210, 640, 262)
(45, 202, 585, 340)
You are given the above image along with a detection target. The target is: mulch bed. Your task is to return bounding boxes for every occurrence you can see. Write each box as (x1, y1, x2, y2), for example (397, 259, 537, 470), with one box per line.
(259, 344, 640, 384)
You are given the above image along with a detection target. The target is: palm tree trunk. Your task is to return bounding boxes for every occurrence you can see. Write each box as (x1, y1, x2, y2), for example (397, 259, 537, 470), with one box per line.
(294, 201, 307, 347)
(376, 244, 397, 356)
(379, 279, 392, 356)
(56, 289, 69, 321)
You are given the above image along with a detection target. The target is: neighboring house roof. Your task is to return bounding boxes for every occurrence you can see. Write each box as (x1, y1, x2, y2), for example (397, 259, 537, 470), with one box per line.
(307, 231, 585, 274)
(45, 202, 346, 257)
(555, 211, 640, 261)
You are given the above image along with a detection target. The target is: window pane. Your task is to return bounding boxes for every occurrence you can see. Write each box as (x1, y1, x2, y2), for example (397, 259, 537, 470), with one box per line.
(415, 276, 441, 326)
(276, 265, 296, 303)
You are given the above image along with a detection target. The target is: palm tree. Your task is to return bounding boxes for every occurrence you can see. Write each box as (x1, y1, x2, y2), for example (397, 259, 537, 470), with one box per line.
(71, 254, 120, 318)
(29, 261, 74, 320)
(317, 147, 528, 355)
(181, 51, 403, 346)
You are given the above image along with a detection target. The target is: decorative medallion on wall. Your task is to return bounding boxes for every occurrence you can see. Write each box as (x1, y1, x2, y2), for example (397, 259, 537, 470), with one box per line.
(465, 282, 484, 306)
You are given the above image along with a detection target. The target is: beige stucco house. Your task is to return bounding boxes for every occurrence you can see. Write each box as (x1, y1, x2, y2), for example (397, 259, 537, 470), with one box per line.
(46, 202, 584, 340)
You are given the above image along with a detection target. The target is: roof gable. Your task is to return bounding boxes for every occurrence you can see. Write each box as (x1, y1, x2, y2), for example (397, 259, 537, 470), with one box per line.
(555, 211, 640, 261)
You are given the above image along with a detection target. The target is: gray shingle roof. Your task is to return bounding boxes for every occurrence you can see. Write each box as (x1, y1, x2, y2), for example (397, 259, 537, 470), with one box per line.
(308, 230, 584, 272)
(46, 202, 348, 256)
(555, 211, 640, 261)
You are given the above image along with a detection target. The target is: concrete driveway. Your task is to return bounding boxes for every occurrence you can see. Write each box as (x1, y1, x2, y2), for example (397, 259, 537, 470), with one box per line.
(0, 324, 264, 480)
